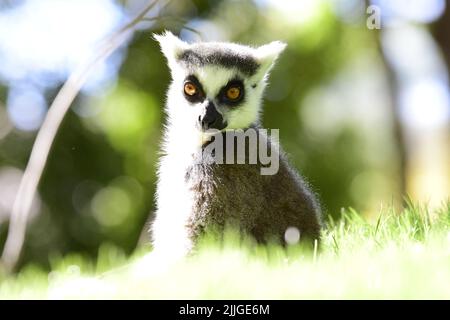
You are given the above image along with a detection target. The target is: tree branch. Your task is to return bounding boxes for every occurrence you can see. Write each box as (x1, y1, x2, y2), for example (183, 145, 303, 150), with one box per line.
(0, 0, 162, 272)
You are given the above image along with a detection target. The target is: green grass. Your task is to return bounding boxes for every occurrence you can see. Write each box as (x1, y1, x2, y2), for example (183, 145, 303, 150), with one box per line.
(1, 201, 450, 299)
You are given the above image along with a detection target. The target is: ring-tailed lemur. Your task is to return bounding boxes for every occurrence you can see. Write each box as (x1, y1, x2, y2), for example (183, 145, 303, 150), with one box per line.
(151, 31, 321, 258)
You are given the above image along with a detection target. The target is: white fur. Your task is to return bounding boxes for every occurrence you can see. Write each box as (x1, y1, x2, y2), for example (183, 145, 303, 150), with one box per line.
(254, 41, 287, 78)
(153, 31, 189, 72)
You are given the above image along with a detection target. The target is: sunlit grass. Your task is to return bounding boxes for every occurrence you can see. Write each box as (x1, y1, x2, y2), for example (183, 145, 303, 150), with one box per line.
(1, 201, 450, 299)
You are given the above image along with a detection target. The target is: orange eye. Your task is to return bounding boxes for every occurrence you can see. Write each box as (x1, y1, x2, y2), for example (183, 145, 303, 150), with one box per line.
(184, 82, 197, 96)
(226, 87, 241, 100)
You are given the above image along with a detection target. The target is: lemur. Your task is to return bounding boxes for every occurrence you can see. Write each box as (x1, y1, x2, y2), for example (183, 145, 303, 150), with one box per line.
(151, 31, 321, 258)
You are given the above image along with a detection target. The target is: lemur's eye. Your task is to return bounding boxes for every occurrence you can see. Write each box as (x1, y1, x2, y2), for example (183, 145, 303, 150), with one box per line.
(184, 82, 198, 96)
(226, 87, 241, 100)
(218, 79, 244, 106)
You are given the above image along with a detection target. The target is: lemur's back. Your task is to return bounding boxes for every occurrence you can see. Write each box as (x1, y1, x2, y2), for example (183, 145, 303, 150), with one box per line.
(185, 129, 322, 244)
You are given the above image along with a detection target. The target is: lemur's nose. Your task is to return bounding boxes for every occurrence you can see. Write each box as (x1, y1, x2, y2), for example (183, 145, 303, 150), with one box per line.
(198, 101, 226, 131)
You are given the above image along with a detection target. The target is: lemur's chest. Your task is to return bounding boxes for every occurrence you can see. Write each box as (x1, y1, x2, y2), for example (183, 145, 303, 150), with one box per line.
(184, 158, 266, 211)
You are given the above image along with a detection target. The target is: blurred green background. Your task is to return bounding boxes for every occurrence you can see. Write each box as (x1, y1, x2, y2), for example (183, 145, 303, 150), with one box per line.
(0, 0, 449, 269)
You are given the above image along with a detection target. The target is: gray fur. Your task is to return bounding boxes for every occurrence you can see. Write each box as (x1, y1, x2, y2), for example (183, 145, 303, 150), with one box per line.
(185, 129, 322, 244)
(178, 44, 260, 76)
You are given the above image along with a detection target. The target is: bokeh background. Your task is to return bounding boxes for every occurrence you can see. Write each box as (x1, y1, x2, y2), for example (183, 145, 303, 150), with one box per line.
(0, 0, 449, 269)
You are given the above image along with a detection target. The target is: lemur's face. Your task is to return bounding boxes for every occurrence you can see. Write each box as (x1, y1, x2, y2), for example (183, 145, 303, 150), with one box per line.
(155, 32, 285, 135)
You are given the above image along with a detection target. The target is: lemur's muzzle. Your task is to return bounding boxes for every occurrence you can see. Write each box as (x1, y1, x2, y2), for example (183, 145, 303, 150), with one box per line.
(198, 101, 227, 131)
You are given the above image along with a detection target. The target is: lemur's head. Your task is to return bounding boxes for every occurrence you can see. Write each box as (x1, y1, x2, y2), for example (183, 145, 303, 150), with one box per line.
(155, 31, 286, 134)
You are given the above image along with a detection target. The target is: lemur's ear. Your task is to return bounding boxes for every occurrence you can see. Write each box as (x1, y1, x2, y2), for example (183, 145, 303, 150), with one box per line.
(254, 41, 287, 80)
(153, 31, 189, 71)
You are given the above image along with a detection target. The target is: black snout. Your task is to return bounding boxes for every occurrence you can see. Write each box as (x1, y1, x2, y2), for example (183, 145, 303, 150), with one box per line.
(198, 101, 227, 131)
